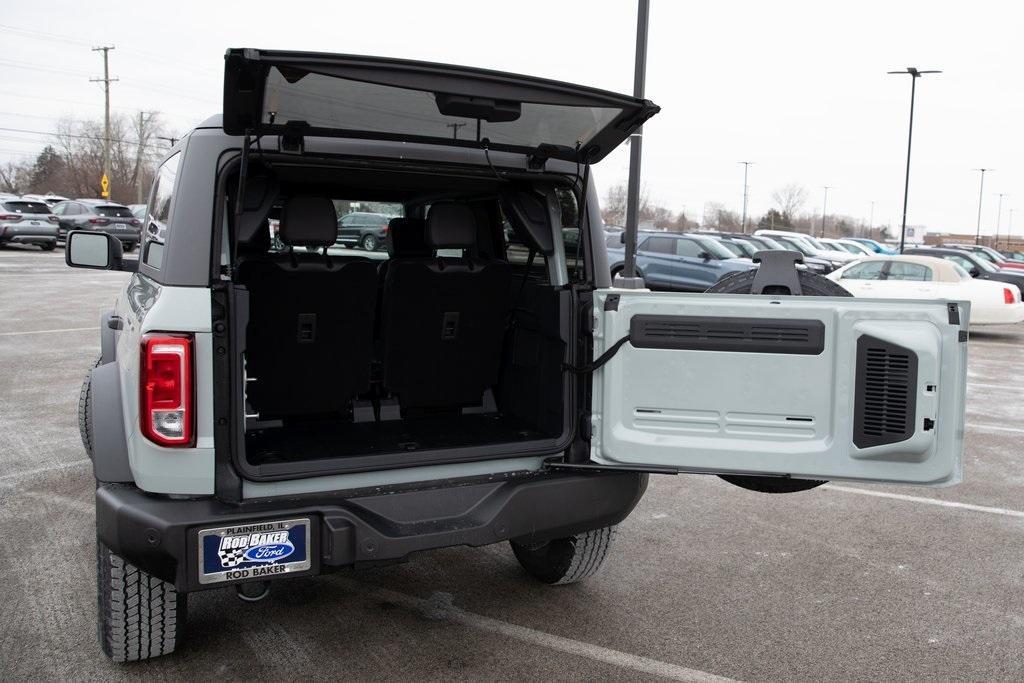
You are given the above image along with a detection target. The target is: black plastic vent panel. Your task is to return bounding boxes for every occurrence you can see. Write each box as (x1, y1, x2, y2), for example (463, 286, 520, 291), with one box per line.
(629, 315, 825, 354)
(853, 335, 918, 448)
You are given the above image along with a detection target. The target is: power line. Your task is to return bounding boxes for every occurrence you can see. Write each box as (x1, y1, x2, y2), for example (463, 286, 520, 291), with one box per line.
(0, 125, 170, 150)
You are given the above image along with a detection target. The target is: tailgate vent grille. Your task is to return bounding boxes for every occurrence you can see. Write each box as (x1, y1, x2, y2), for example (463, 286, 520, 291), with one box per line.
(854, 336, 918, 448)
(630, 315, 824, 354)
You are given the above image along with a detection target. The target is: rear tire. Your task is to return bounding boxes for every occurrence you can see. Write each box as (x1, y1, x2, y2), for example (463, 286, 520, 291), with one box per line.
(510, 526, 617, 585)
(78, 355, 102, 458)
(360, 234, 378, 251)
(121, 241, 135, 253)
(704, 268, 851, 494)
(41, 242, 56, 251)
(97, 540, 185, 662)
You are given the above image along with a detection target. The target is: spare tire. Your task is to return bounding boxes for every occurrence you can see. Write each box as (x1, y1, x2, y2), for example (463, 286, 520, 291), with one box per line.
(704, 267, 851, 494)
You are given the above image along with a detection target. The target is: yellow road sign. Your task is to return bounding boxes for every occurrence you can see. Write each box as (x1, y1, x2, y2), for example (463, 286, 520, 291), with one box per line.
(100, 174, 109, 198)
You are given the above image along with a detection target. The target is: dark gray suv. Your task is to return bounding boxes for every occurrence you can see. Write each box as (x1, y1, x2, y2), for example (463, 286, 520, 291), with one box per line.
(51, 198, 142, 251)
(64, 47, 968, 663)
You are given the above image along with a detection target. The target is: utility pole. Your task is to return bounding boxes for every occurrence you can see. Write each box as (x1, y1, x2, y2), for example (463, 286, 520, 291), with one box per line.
(156, 135, 179, 147)
(738, 161, 753, 233)
(820, 186, 831, 237)
(135, 111, 154, 204)
(445, 122, 466, 140)
(868, 201, 875, 236)
(91, 46, 118, 199)
(995, 193, 1007, 246)
(618, 0, 650, 287)
(973, 168, 992, 245)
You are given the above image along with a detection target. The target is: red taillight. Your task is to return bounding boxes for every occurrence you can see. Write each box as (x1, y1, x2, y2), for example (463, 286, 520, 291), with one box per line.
(140, 334, 194, 447)
(130, 218, 141, 226)
(381, 224, 389, 234)
(0, 214, 22, 222)
(89, 217, 110, 225)
(1004, 287, 1016, 304)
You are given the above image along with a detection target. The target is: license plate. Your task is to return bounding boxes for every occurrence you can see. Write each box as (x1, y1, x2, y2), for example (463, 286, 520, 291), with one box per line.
(198, 517, 311, 585)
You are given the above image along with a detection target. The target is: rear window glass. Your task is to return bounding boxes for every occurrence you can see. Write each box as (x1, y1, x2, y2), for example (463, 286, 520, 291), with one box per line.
(263, 67, 623, 152)
(95, 206, 133, 218)
(3, 201, 51, 214)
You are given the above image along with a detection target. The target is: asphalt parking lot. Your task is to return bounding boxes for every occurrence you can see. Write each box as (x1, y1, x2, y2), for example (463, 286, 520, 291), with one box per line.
(1, 246, 1022, 681)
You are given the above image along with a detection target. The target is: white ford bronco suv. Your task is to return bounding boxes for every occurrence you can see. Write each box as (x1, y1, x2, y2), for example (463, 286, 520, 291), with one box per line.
(66, 49, 969, 662)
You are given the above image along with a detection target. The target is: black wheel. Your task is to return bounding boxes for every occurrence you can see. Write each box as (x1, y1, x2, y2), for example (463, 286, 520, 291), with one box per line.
(97, 540, 185, 662)
(704, 269, 851, 494)
(510, 526, 617, 585)
(79, 355, 102, 458)
(360, 234, 379, 251)
(41, 242, 56, 251)
(121, 241, 135, 253)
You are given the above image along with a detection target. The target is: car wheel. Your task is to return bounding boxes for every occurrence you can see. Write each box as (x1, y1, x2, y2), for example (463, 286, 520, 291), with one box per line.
(97, 539, 185, 662)
(41, 242, 56, 251)
(510, 525, 617, 585)
(78, 356, 102, 458)
(360, 234, 378, 251)
(704, 269, 852, 494)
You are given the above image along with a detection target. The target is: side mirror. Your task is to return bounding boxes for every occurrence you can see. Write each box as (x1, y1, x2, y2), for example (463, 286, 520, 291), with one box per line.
(969, 267, 980, 277)
(65, 230, 137, 272)
(699, 251, 711, 261)
(619, 232, 626, 244)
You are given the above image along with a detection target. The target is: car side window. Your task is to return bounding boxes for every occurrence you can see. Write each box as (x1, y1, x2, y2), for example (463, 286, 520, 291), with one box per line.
(144, 152, 181, 268)
(674, 238, 703, 258)
(841, 261, 886, 280)
(641, 236, 675, 254)
(886, 262, 932, 281)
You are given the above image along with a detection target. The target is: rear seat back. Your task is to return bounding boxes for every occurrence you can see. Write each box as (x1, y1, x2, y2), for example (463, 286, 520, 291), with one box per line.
(382, 203, 511, 410)
(238, 195, 377, 418)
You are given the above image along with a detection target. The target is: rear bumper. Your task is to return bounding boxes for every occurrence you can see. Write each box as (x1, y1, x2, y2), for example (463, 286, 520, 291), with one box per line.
(970, 303, 1024, 326)
(0, 224, 57, 244)
(96, 470, 648, 592)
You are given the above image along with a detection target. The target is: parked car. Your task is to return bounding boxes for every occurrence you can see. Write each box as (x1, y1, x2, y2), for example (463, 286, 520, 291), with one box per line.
(754, 229, 859, 264)
(828, 255, 1024, 326)
(760, 233, 849, 271)
(51, 199, 142, 251)
(336, 211, 392, 250)
(848, 237, 897, 255)
(21, 193, 69, 207)
(713, 232, 835, 273)
(903, 247, 1024, 296)
(820, 237, 874, 256)
(942, 244, 1024, 272)
(999, 250, 1024, 263)
(607, 230, 754, 290)
(63, 47, 968, 662)
(0, 198, 59, 250)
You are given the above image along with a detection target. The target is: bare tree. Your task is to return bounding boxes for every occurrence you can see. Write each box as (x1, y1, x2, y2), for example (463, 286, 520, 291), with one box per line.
(0, 160, 32, 194)
(771, 183, 808, 218)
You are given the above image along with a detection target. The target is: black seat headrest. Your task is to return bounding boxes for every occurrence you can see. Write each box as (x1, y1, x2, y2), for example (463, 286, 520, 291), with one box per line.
(387, 217, 431, 257)
(279, 196, 337, 248)
(427, 203, 476, 249)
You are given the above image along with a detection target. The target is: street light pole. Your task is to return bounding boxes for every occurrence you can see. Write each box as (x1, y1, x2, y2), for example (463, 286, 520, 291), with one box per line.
(995, 193, 1006, 246)
(1008, 209, 1015, 250)
(973, 168, 992, 245)
(738, 161, 753, 234)
(888, 67, 940, 253)
(820, 185, 830, 237)
(619, 0, 650, 286)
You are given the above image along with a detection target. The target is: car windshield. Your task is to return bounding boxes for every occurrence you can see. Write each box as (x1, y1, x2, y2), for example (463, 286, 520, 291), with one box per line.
(716, 239, 744, 257)
(95, 205, 133, 218)
(803, 235, 830, 251)
(750, 236, 785, 250)
(3, 201, 51, 214)
(693, 236, 736, 259)
(950, 262, 973, 281)
(778, 236, 815, 256)
(836, 242, 866, 255)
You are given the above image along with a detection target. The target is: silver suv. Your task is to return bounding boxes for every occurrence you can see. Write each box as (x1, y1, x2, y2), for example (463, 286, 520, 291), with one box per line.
(67, 48, 969, 662)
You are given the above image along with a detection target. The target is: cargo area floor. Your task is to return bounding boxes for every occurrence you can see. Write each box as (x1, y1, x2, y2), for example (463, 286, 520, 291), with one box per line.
(245, 413, 543, 465)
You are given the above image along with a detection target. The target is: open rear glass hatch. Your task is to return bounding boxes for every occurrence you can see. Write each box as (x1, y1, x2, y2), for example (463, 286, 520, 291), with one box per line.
(223, 48, 659, 162)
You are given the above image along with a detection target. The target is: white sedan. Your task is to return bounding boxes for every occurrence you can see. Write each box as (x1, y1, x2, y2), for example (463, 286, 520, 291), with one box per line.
(827, 255, 1024, 326)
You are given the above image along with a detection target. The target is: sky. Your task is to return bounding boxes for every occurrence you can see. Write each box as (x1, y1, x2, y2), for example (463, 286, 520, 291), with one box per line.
(1, 0, 1021, 236)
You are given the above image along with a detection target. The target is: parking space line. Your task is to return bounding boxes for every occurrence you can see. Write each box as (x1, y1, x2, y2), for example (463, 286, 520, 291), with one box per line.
(968, 423, 1024, 435)
(0, 326, 96, 337)
(334, 577, 736, 682)
(824, 485, 1024, 519)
